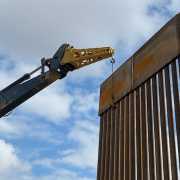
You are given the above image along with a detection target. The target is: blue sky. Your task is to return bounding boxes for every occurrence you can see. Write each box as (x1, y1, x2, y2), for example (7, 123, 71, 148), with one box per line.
(0, 0, 179, 179)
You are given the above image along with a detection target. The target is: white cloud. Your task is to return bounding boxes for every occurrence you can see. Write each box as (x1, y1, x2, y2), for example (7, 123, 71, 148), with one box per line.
(62, 120, 99, 169)
(0, 139, 31, 179)
(35, 169, 94, 180)
(151, 0, 180, 13)
(168, 0, 180, 13)
(0, 0, 172, 60)
(0, 118, 26, 138)
(0, 114, 66, 146)
(0, 139, 93, 180)
(0, 0, 176, 83)
(21, 84, 73, 123)
(30, 119, 99, 172)
(0, 70, 15, 89)
(32, 157, 57, 170)
(72, 91, 98, 113)
(0, 1, 178, 180)
(67, 60, 111, 83)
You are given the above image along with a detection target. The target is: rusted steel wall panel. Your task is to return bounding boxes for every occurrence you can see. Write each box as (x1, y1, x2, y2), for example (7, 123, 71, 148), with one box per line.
(152, 75, 163, 180)
(164, 65, 178, 180)
(98, 13, 180, 180)
(135, 88, 141, 180)
(124, 96, 130, 180)
(97, 112, 107, 180)
(140, 84, 148, 180)
(109, 107, 115, 180)
(113, 102, 120, 180)
(158, 70, 171, 180)
(97, 58, 180, 180)
(104, 110, 111, 180)
(99, 13, 180, 115)
(129, 92, 135, 180)
(120, 98, 125, 180)
(171, 60, 180, 164)
(146, 80, 156, 180)
(97, 115, 103, 180)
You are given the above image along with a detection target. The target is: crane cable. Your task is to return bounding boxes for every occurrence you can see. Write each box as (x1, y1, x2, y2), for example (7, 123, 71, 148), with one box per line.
(110, 56, 115, 108)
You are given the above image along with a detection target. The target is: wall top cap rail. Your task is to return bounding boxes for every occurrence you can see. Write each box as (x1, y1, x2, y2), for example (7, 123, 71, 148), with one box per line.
(99, 13, 180, 115)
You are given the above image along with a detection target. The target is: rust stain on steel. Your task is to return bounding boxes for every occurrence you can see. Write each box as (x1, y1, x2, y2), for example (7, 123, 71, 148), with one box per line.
(133, 19, 179, 89)
(176, 16, 180, 52)
(99, 59, 132, 114)
(99, 13, 180, 114)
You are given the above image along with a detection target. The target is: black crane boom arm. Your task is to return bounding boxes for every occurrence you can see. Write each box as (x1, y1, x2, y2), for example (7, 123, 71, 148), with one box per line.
(0, 43, 114, 118)
(0, 71, 59, 118)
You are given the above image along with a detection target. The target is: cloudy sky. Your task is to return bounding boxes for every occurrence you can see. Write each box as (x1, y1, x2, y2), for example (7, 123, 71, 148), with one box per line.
(0, 0, 179, 179)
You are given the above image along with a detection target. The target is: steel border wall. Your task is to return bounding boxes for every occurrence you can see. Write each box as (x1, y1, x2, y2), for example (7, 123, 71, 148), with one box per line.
(97, 14, 180, 180)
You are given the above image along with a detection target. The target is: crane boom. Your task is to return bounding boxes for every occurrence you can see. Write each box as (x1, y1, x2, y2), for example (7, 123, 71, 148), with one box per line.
(0, 44, 114, 118)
